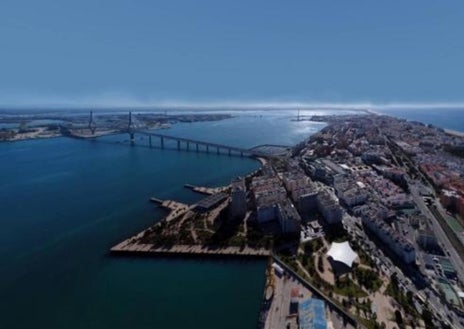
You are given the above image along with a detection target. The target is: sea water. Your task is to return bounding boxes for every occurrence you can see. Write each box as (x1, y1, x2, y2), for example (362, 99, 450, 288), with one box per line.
(0, 111, 327, 329)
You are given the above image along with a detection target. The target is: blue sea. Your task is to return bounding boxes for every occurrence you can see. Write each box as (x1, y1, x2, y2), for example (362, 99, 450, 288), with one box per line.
(378, 108, 464, 132)
(0, 108, 462, 328)
(0, 110, 330, 329)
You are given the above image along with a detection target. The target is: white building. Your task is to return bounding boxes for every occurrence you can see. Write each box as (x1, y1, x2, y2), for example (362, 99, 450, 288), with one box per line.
(316, 192, 343, 224)
(326, 241, 359, 268)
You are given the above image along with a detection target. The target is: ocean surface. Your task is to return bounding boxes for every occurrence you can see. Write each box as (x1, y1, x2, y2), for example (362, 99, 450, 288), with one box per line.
(0, 110, 330, 329)
(0, 108, 462, 329)
(378, 108, 464, 132)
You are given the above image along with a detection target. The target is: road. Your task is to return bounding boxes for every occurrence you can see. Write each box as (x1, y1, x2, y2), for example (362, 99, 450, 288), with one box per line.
(343, 213, 462, 328)
(383, 134, 464, 327)
(407, 182, 464, 327)
(409, 182, 464, 284)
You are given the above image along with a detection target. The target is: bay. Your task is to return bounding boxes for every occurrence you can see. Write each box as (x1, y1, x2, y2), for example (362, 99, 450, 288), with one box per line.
(2, 107, 460, 328)
(0, 111, 328, 329)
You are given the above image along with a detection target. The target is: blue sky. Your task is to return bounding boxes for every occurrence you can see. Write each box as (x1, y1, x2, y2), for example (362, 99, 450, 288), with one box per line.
(1, 1, 463, 107)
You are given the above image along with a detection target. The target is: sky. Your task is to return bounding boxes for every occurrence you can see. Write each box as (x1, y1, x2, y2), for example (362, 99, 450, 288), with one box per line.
(0, 1, 464, 108)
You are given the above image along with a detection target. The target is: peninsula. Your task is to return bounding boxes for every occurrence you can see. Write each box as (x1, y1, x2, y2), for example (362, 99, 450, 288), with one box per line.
(111, 113, 464, 329)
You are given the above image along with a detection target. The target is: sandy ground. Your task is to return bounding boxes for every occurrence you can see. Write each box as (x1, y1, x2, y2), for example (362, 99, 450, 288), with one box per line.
(445, 129, 464, 138)
(317, 253, 335, 285)
(257, 157, 268, 166)
(370, 284, 397, 329)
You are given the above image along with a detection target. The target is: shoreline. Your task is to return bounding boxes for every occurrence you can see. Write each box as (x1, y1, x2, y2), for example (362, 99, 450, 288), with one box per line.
(110, 244, 271, 258)
(108, 112, 464, 328)
(445, 128, 464, 138)
(111, 191, 271, 260)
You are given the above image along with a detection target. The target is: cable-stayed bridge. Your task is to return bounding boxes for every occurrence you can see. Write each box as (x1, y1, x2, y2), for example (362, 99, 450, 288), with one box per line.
(64, 111, 290, 158)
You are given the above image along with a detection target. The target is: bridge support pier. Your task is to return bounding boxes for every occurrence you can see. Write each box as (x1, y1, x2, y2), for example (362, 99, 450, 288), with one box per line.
(134, 132, 258, 158)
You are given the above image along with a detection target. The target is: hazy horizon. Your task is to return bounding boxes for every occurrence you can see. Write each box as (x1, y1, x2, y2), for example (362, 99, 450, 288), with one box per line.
(1, 94, 464, 112)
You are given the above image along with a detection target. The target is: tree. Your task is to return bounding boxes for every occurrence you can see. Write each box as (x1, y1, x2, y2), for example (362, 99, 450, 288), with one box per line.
(391, 272, 399, 290)
(317, 256, 324, 272)
(422, 308, 436, 329)
(395, 310, 404, 328)
(342, 298, 348, 309)
(406, 290, 414, 307)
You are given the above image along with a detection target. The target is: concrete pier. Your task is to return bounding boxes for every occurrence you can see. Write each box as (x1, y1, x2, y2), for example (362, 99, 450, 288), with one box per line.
(112, 191, 270, 259)
(149, 197, 190, 222)
(111, 242, 270, 258)
(184, 183, 230, 195)
(149, 197, 163, 204)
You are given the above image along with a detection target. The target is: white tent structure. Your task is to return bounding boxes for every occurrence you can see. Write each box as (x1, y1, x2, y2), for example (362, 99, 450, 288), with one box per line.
(326, 241, 358, 268)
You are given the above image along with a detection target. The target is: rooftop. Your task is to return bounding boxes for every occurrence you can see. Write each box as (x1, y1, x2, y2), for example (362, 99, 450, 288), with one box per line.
(326, 241, 359, 268)
(299, 298, 327, 329)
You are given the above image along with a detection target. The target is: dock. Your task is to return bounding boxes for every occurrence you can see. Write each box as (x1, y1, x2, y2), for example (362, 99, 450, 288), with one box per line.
(184, 183, 230, 195)
(111, 242, 270, 258)
(111, 194, 271, 258)
(149, 197, 191, 221)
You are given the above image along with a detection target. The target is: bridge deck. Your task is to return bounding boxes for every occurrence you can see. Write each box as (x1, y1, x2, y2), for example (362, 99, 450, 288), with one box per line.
(137, 131, 285, 157)
(139, 131, 249, 152)
(80, 128, 289, 158)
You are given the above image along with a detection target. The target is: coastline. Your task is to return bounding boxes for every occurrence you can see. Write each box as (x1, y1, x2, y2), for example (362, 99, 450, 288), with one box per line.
(0, 113, 313, 329)
(0, 112, 233, 143)
(5, 109, 464, 328)
(109, 112, 464, 329)
(256, 156, 267, 166)
(445, 128, 464, 138)
(111, 243, 270, 258)
(1, 126, 62, 142)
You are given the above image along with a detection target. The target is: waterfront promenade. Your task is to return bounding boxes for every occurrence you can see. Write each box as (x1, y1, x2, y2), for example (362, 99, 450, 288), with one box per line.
(111, 241, 270, 257)
(110, 216, 270, 258)
(184, 183, 230, 195)
(112, 194, 271, 258)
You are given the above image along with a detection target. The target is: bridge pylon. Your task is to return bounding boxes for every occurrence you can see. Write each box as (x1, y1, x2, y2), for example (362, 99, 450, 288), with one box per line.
(128, 111, 135, 144)
(88, 111, 96, 135)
